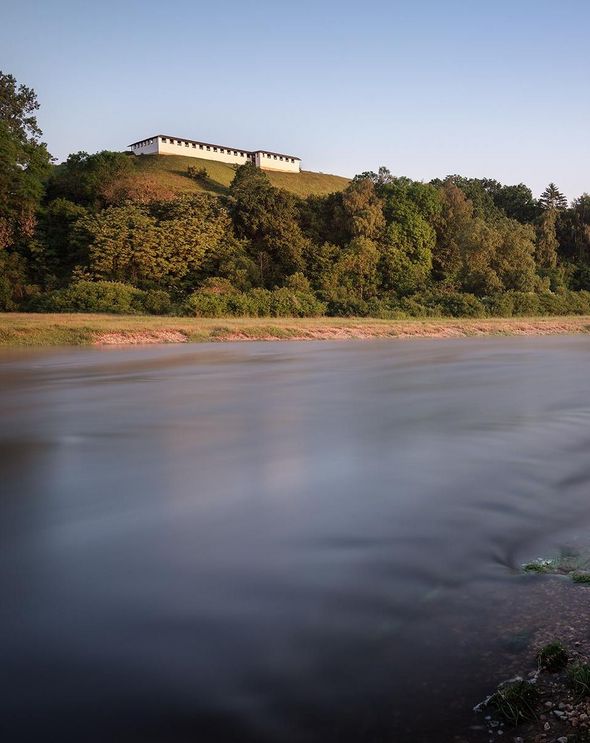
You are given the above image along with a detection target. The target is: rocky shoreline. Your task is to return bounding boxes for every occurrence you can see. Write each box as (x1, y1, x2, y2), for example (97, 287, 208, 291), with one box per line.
(466, 556, 590, 743)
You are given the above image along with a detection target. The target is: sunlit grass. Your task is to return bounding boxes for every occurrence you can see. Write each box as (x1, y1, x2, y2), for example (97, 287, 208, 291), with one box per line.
(131, 154, 350, 197)
(1, 313, 590, 347)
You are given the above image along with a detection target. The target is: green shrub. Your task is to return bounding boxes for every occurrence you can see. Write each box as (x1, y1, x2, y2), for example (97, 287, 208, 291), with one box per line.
(199, 277, 237, 295)
(536, 641, 568, 671)
(365, 298, 408, 319)
(522, 558, 555, 573)
(244, 288, 272, 316)
(537, 292, 567, 315)
(397, 296, 440, 318)
(486, 678, 539, 725)
(431, 291, 485, 318)
(269, 288, 326, 317)
(32, 281, 147, 314)
(483, 293, 514, 317)
(141, 289, 172, 315)
(183, 292, 230, 317)
(562, 290, 590, 315)
(183, 288, 325, 318)
(569, 663, 590, 698)
(509, 292, 541, 316)
(285, 272, 312, 292)
(399, 291, 485, 318)
(325, 297, 370, 317)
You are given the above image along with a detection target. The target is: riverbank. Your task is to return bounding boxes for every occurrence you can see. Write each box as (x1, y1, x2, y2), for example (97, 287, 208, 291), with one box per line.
(0, 313, 590, 346)
(1, 313, 590, 347)
(461, 552, 590, 743)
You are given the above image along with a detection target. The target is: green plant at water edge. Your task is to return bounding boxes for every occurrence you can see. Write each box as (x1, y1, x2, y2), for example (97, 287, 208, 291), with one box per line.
(536, 641, 568, 672)
(572, 572, 590, 584)
(522, 558, 555, 573)
(487, 679, 539, 725)
(522, 550, 590, 576)
(569, 663, 590, 698)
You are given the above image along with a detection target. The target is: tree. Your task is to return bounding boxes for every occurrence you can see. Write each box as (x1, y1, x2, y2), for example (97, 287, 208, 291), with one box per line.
(539, 183, 568, 211)
(150, 194, 233, 288)
(458, 218, 504, 295)
(457, 218, 537, 295)
(493, 183, 539, 223)
(229, 163, 307, 285)
(352, 166, 395, 188)
(322, 237, 380, 303)
(303, 241, 340, 291)
(379, 178, 440, 295)
(339, 178, 386, 240)
(494, 220, 537, 291)
(76, 194, 231, 289)
(35, 198, 89, 282)
(47, 150, 134, 206)
(535, 209, 559, 269)
(432, 181, 474, 284)
(0, 71, 52, 249)
(76, 204, 162, 286)
(432, 176, 502, 222)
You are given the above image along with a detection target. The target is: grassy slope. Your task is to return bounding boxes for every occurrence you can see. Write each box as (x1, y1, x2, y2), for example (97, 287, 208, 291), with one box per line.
(131, 154, 350, 197)
(1, 314, 589, 347)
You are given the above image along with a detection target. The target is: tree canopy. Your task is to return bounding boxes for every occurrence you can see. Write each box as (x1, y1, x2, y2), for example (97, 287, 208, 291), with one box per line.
(4, 71, 590, 319)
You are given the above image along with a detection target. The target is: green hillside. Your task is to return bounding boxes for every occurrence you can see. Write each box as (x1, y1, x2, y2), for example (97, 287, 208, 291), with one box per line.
(129, 154, 350, 197)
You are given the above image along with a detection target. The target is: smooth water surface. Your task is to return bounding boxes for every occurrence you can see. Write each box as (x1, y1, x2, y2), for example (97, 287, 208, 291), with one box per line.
(2, 338, 590, 742)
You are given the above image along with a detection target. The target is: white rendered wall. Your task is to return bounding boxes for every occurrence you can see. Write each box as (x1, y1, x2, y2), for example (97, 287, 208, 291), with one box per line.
(130, 137, 301, 172)
(130, 138, 159, 155)
(156, 137, 251, 166)
(254, 151, 300, 173)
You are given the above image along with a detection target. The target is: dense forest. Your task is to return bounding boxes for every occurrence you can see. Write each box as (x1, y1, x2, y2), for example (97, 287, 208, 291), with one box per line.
(3, 71, 590, 319)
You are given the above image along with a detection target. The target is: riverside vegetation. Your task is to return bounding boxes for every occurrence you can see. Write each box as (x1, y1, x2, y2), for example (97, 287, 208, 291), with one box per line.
(4, 71, 590, 321)
(470, 553, 590, 743)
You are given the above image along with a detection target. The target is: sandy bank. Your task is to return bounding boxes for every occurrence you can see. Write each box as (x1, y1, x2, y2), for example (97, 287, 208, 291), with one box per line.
(1, 313, 590, 347)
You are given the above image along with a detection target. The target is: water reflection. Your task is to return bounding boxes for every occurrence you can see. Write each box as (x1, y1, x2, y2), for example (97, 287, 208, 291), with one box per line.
(2, 338, 590, 741)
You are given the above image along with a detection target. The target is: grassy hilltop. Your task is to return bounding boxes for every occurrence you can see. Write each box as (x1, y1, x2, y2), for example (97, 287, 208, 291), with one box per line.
(129, 153, 350, 198)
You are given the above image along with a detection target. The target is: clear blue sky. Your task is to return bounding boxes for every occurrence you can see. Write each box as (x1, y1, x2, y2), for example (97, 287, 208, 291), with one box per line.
(2, 0, 589, 198)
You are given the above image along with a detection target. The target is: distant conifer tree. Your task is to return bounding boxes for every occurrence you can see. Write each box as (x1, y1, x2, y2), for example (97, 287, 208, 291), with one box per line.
(539, 183, 568, 210)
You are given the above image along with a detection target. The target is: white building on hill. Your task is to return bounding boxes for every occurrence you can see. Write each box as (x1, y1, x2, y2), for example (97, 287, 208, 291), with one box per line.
(128, 135, 301, 173)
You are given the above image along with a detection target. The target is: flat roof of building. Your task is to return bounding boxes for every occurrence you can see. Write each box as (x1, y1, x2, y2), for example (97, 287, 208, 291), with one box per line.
(128, 135, 301, 161)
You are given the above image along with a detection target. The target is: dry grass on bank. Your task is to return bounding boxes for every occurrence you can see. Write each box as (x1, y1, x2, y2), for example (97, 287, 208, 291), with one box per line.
(1, 313, 590, 347)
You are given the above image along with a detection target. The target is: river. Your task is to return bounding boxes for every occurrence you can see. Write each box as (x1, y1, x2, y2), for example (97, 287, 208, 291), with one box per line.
(2, 338, 590, 742)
